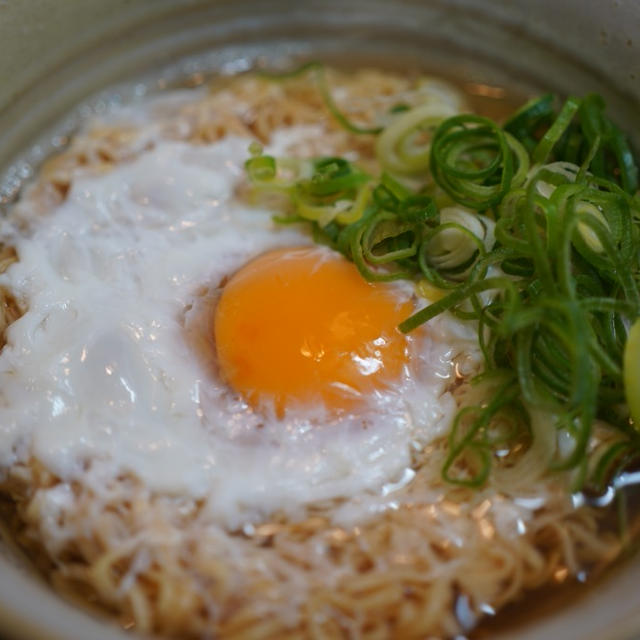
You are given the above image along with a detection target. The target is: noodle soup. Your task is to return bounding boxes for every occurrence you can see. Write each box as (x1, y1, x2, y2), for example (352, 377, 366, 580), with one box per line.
(0, 65, 637, 639)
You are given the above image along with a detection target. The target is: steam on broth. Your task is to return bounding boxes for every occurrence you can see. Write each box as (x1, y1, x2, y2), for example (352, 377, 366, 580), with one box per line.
(0, 62, 638, 640)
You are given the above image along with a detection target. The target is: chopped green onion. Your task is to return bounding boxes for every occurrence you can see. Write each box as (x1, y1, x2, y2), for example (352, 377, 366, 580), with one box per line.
(243, 84, 640, 491)
(533, 96, 581, 164)
(504, 93, 555, 152)
(430, 115, 528, 210)
(624, 319, 640, 428)
(376, 102, 457, 174)
(245, 155, 276, 182)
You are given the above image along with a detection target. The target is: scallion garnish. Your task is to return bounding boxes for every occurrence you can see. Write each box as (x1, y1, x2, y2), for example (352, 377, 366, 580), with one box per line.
(245, 73, 640, 492)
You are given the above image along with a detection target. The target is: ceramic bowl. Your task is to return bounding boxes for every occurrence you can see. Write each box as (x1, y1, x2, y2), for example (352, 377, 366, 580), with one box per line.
(1, 2, 639, 639)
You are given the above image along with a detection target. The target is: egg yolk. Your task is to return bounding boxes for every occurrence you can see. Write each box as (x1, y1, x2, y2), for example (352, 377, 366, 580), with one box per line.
(214, 246, 413, 415)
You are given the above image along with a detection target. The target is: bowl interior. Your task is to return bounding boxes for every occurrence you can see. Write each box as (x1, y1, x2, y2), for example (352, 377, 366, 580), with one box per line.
(1, 2, 640, 639)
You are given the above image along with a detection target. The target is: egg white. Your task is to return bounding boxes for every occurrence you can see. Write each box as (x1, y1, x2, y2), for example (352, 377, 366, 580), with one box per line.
(0, 125, 475, 528)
